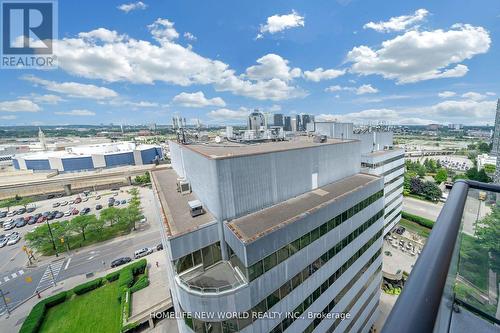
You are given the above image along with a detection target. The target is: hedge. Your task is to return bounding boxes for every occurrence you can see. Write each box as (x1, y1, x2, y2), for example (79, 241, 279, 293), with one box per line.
(19, 291, 68, 333)
(118, 268, 134, 288)
(402, 211, 434, 229)
(73, 277, 104, 295)
(130, 259, 147, 275)
(130, 275, 149, 293)
(106, 270, 120, 282)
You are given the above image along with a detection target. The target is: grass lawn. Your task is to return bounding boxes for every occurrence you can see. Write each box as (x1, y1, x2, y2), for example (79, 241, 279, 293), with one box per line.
(398, 218, 431, 238)
(458, 234, 489, 293)
(39, 282, 121, 333)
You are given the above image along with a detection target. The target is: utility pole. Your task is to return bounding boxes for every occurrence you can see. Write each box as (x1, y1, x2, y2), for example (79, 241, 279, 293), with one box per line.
(45, 219, 59, 257)
(0, 289, 10, 315)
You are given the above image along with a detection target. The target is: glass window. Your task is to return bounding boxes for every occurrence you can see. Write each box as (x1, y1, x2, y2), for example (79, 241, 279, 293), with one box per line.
(328, 247, 335, 259)
(302, 265, 311, 281)
(252, 299, 267, 318)
(335, 215, 341, 227)
(300, 233, 311, 249)
(310, 228, 320, 242)
(193, 249, 202, 266)
(202, 246, 214, 268)
(304, 295, 313, 310)
(248, 261, 263, 281)
(222, 319, 238, 333)
(177, 254, 194, 273)
(313, 288, 321, 301)
(263, 252, 277, 272)
(206, 322, 222, 333)
(279, 281, 292, 299)
(321, 281, 329, 293)
(289, 239, 300, 255)
(282, 317, 293, 331)
(237, 317, 252, 331)
(192, 318, 206, 333)
(321, 252, 328, 264)
(277, 246, 289, 263)
(266, 290, 280, 309)
(320, 223, 328, 236)
(341, 211, 347, 221)
(291, 272, 302, 290)
(270, 324, 283, 333)
(327, 218, 335, 231)
(212, 242, 222, 263)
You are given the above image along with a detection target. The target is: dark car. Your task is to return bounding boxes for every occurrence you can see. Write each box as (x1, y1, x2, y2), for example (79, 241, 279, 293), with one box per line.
(121, 200, 126, 205)
(23, 215, 31, 222)
(114, 201, 120, 206)
(18, 208, 26, 214)
(16, 218, 27, 228)
(26, 207, 36, 213)
(108, 202, 114, 208)
(156, 243, 164, 251)
(55, 212, 64, 219)
(28, 217, 37, 225)
(80, 207, 91, 215)
(95, 204, 103, 210)
(111, 257, 132, 268)
(42, 211, 50, 217)
(47, 194, 55, 199)
(0, 211, 7, 218)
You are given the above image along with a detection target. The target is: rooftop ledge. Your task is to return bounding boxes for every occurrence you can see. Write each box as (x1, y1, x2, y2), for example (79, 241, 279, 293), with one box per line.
(226, 173, 381, 244)
(176, 261, 247, 295)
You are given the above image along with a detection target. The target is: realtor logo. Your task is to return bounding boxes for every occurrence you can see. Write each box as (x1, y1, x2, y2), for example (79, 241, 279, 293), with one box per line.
(1, 0, 57, 68)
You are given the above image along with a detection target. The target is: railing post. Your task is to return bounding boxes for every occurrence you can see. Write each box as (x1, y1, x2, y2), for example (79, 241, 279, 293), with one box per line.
(382, 180, 469, 333)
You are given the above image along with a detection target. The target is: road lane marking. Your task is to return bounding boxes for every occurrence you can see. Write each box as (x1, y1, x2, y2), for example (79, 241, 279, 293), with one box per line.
(64, 258, 71, 270)
(11, 273, 17, 278)
(87, 255, 95, 260)
(3, 276, 9, 282)
(19, 269, 24, 275)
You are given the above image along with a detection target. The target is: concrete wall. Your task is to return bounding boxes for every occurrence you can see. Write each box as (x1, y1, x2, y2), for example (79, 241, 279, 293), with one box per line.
(354, 132, 394, 154)
(104, 151, 135, 167)
(25, 159, 51, 171)
(61, 156, 94, 172)
(315, 122, 353, 139)
(91, 154, 106, 168)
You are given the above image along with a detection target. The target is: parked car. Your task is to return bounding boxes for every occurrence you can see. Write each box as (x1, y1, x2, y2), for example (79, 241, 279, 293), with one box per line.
(108, 202, 114, 207)
(0, 211, 7, 218)
(23, 215, 31, 222)
(52, 202, 60, 208)
(80, 207, 91, 215)
(121, 200, 126, 205)
(7, 211, 16, 217)
(114, 201, 120, 206)
(74, 197, 82, 204)
(139, 217, 147, 224)
(108, 197, 115, 203)
(95, 204, 103, 210)
(134, 247, 153, 259)
(72, 209, 79, 215)
(7, 233, 20, 246)
(26, 207, 36, 213)
(0, 237, 8, 248)
(47, 194, 55, 199)
(28, 217, 37, 225)
(111, 257, 132, 268)
(18, 208, 26, 214)
(156, 243, 164, 251)
(3, 220, 15, 230)
(82, 197, 89, 202)
(55, 212, 64, 219)
(95, 195, 101, 200)
(36, 216, 45, 223)
(60, 201, 68, 206)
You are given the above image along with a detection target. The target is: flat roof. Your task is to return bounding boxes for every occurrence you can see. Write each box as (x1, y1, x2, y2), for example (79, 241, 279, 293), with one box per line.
(363, 148, 404, 158)
(151, 168, 216, 238)
(178, 137, 355, 160)
(226, 173, 381, 243)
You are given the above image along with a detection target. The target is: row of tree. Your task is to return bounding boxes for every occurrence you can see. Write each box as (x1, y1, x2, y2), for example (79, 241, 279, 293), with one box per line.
(25, 188, 142, 254)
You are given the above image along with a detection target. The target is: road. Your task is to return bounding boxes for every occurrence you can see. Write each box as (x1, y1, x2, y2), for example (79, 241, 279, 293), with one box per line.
(0, 186, 162, 316)
(402, 196, 443, 221)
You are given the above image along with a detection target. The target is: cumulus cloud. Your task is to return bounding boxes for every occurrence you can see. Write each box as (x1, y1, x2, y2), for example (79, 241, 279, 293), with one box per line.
(208, 108, 249, 120)
(53, 23, 305, 101)
(257, 10, 304, 39)
(0, 99, 40, 112)
(324, 83, 378, 95)
(183, 32, 197, 41)
(347, 24, 490, 83)
(22, 75, 118, 99)
(461, 91, 487, 101)
(363, 9, 429, 33)
(0, 115, 16, 120)
(173, 91, 226, 107)
(303, 68, 345, 82)
(438, 91, 456, 98)
(23, 94, 63, 105)
(54, 109, 96, 116)
(117, 1, 147, 13)
(78, 28, 126, 43)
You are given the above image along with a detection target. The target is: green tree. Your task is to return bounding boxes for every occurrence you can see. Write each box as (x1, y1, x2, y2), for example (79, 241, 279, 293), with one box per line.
(475, 205, 500, 273)
(69, 215, 97, 241)
(483, 163, 496, 174)
(477, 141, 490, 153)
(24, 223, 55, 252)
(421, 181, 442, 201)
(51, 220, 73, 251)
(434, 168, 448, 184)
(100, 207, 120, 226)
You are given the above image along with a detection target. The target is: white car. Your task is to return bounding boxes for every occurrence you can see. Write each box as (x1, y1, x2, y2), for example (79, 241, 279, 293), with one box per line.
(134, 247, 153, 259)
(6, 233, 20, 246)
(0, 237, 8, 248)
(64, 210, 72, 217)
(60, 201, 68, 206)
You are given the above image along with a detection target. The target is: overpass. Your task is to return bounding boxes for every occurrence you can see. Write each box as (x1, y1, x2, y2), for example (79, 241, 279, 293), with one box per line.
(405, 150, 455, 157)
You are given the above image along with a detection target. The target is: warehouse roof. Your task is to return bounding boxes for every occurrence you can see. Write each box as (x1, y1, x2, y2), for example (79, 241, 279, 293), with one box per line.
(226, 173, 381, 243)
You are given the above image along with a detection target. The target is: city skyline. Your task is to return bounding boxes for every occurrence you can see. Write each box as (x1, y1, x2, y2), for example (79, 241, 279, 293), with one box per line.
(0, 1, 500, 126)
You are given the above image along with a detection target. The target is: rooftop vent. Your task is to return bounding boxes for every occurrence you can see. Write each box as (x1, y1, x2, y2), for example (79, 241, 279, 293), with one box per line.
(176, 178, 191, 195)
(188, 200, 205, 217)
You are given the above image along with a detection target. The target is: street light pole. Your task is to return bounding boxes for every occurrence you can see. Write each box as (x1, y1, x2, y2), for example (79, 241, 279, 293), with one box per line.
(45, 219, 59, 257)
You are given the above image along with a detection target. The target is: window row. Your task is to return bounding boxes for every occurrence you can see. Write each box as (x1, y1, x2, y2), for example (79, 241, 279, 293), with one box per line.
(242, 190, 384, 282)
(175, 242, 223, 274)
(279, 259, 382, 333)
(182, 231, 383, 333)
(384, 194, 402, 212)
(384, 200, 402, 220)
(355, 300, 379, 333)
(384, 183, 403, 198)
(381, 163, 405, 177)
(384, 174, 403, 186)
(385, 212, 402, 229)
(361, 154, 404, 168)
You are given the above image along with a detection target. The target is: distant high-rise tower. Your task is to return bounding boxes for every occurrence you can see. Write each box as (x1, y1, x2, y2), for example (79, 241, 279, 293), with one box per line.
(38, 127, 47, 151)
(493, 99, 500, 183)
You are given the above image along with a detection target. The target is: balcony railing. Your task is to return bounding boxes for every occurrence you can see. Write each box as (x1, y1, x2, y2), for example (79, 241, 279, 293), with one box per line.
(382, 180, 500, 333)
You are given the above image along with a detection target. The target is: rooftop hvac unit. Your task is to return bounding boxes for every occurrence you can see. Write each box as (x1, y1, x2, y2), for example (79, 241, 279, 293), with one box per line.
(188, 200, 205, 217)
(176, 178, 191, 195)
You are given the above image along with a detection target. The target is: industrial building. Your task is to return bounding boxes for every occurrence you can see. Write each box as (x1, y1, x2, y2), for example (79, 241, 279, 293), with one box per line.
(12, 142, 162, 172)
(152, 136, 383, 333)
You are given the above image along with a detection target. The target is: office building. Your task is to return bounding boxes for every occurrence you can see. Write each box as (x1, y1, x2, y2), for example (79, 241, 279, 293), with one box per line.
(248, 110, 266, 131)
(152, 137, 384, 333)
(274, 114, 284, 127)
(284, 116, 292, 132)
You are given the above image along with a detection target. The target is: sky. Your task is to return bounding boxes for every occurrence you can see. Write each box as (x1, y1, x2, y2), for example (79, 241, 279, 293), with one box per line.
(1, 0, 500, 126)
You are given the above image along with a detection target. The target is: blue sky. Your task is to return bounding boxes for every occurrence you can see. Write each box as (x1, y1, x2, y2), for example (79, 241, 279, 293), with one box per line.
(1, 0, 500, 126)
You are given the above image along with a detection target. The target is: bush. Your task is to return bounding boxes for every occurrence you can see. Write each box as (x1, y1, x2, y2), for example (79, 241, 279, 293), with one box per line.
(130, 275, 149, 293)
(130, 259, 147, 275)
(19, 302, 46, 333)
(43, 291, 68, 307)
(106, 271, 120, 282)
(73, 277, 104, 295)
(402, 211, 434, 229)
